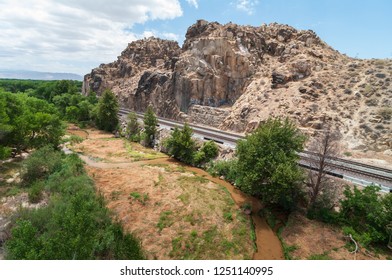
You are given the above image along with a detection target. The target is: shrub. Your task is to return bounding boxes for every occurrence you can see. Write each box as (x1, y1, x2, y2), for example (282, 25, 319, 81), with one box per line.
(207, 159, 239, 184)
(21, 146, 63, 186)
(6, 153, 144, 260)
(126, 112, 140, 141)
(129, 133, 141, 143)
(143, 105, 157, 147)
(378, 107, 392, 120)
(235, 118, 306, 211)
(28, 181, 44, 203)
(193, 140, 219, 166)
(5, 220, 42, 260)
(339, 185, 392, 247)
(164, 123, 196, 165)
(0, 146, 12, 160)
(96, 89, 119, 132)
(68, 135, 83, 145)
(307, 205, 340, 224)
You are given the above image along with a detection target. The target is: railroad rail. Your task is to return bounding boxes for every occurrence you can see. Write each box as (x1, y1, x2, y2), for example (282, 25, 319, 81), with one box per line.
(118, 108, 392, 192)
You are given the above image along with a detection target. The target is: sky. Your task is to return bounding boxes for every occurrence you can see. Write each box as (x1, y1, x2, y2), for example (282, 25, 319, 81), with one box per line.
(0, 0, 391, 75)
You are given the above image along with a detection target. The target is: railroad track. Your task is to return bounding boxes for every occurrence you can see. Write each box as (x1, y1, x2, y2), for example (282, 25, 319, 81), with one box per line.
(302, 150, 392, 175)
(118, 108, 392, 191)
(300, 152, 392, 183)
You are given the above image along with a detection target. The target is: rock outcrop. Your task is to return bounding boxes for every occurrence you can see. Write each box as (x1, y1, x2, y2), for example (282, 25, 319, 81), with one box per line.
(83, 20, 392, 152)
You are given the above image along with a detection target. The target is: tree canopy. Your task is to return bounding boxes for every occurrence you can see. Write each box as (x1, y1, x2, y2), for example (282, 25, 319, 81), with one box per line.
(95, 89, 119, 132)
(126, 111, 140, 141)
(235, 118, 306, 210)
(0, 90, 65, 155)
(143, 105, 157, 147)
(165, 123, 196, 165)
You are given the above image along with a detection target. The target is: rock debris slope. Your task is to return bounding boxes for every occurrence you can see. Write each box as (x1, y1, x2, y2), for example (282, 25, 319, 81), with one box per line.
(83, 20, 392, 153)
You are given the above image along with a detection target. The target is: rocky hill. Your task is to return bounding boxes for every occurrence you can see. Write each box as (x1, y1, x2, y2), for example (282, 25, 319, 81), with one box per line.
(83, 20, 392, 154)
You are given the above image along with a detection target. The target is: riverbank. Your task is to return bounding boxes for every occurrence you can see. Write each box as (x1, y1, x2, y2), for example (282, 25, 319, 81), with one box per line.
(68, 127, 269, 259)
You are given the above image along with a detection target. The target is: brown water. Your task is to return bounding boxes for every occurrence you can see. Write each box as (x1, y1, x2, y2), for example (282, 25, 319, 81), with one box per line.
(76, 153, 284, 259)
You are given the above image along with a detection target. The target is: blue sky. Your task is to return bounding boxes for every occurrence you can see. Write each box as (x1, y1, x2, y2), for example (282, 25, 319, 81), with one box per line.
(0, 0, 391, 75)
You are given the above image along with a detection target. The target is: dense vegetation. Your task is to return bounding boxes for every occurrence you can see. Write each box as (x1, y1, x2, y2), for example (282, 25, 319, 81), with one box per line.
(5, 148, 144, 259)
(209, 118, 306, 211)
(0, 90, 64, 158)
(1, 79, 391, 257)
(235, 118, 306, 211)
(0, 79, 81, 95)
(95, 89, 119, 132)
(164, 123, 219, 167)
(143, 105, 158, 147)
(206, 118, 391, 250)
(126, 112, 140, 142)
(0, 79, 118, 160)
(0, 79, 141, 260)
(339, 186, 392, 248)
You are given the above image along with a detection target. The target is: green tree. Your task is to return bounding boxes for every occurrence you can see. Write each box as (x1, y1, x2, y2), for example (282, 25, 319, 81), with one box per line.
(77, 100, 93, 122)
(165, 123, 196, 165)
(193, 140, 219, 166)
(87, 91, 98, 105)
(235, 118, 306, 210)
(340, 185, 392, 247)
(0, 92, 13, 158)
(5, 154, 144, 260)
(0, 92, 65, 152)
(65, 106, 80, 122)
(96, 89, 119, 132)
(126, 112, 140, 141)
(5, 220, 42, 260)
(21, 146, 63, 186)
(143, 105, 157, 147)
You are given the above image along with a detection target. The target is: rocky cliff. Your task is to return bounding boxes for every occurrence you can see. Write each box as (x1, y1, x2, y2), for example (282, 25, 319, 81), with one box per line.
(83, 20, 392, 154)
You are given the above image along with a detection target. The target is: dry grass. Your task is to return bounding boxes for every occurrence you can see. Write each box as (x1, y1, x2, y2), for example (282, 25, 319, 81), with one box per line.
(88, 161, 253, 260)
(75, 128, 254, 259)
(71, 129, 166, 163)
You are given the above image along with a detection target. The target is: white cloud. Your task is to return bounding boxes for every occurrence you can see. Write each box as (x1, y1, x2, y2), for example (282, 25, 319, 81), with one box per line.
(139, 30, 180, 42)
(186, 0, 199, 9)
(0, 0, 183, 74)
(162, 32, 180, 41)
(235, 0, 259, 15)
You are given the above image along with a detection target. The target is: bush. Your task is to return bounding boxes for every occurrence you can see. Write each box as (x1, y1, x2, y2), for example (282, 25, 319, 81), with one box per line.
(96, 89, 119, 132)
(307, 205, 340, 224)
(126, 112, 140, 141)
(193, 140, 219, 166)
(235, 118, 306, 211)
(207, 159, 239, 184)
(0, 146, 12, 160)
(193, 150, 206, 167)
(129, 133, 141, 143)
(339, 185, 392, 247)
(21, 146, 63, 186)
(28, 181, 44, 203)
(5, 220, 42, 260)
(6, 153, 144, 260)
(378, 107, 392, 120)
(143, 106, 157, 147)
(164, 123, 196, 165)
(68, 135, 83, 145)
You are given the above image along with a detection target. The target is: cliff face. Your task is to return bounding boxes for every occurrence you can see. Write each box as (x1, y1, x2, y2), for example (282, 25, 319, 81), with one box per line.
(83, 20, 392, 153)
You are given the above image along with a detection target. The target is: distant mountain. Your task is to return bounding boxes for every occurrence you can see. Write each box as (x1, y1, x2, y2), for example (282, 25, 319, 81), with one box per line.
(0, 69, 83, 81)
